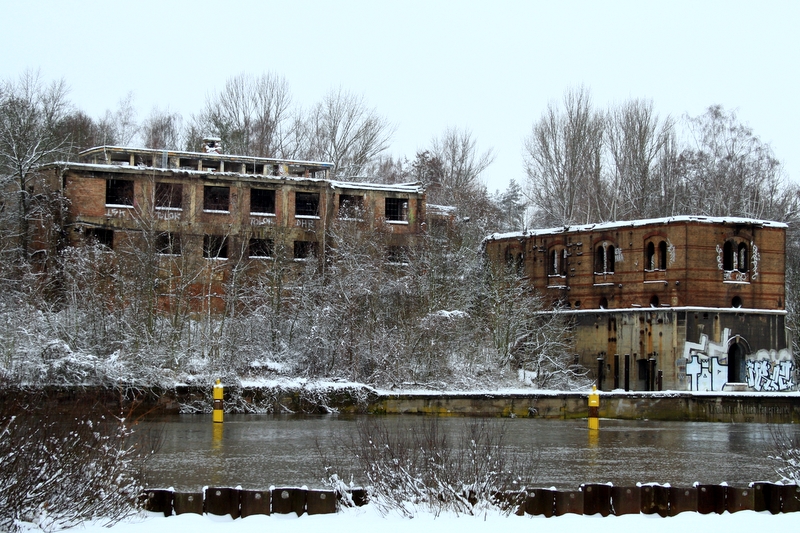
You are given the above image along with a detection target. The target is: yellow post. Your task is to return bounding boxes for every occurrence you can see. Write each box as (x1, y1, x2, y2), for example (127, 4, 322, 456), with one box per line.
(588, 385, 600, 430)
(213, 378, 224, 423)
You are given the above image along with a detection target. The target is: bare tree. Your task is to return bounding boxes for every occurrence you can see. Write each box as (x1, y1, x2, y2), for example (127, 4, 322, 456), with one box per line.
(0, 71, 70, 264)
(605, 99, 675, 220)
(426, 127, 495, 208)
(193, 72, 294, 157)
(523, 86, 605, 226)
(141, 107, 183, 150)
(301, 87, 394, 179)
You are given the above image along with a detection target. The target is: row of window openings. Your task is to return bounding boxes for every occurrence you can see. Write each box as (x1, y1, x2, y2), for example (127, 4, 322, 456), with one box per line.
(537, 240, 750, 276)
(88, 230, 407, 263)
(107, 180, 408, 220)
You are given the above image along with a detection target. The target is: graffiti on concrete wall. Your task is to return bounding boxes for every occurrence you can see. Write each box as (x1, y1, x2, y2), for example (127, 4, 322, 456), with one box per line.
(681, 328, 796, 392)
(746, 350, 795, 391)
(684, 329, 731, 392)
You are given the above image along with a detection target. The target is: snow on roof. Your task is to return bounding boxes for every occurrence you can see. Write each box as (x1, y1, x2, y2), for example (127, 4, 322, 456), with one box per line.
(329, 180, 424, 194)
(427, 204, 458, 214)
(484, 215, 788, 243)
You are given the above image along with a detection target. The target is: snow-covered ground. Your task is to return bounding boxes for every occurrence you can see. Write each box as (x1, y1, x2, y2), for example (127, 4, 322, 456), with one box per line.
(59, 507, 799, 533)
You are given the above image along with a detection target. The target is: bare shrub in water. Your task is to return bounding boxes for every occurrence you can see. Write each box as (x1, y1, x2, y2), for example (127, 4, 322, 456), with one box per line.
(331, 417, 533, 517)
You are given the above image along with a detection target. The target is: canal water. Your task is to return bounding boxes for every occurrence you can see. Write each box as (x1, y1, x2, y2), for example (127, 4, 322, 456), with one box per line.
(135, 414, 798, 490)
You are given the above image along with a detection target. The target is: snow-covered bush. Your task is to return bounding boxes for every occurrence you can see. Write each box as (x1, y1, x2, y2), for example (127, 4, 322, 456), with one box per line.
(335, 417, 532, 517)
(0, 393, 152, 532)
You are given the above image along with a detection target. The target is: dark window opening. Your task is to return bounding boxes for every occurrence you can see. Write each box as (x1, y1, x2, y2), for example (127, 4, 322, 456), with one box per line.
(293, 240, 317, 259)
(295, 192, 319, 217)
(203, 235, 228, 259)
(86, 228, 113, 248)
(732, 296, 743, 308)
(204, 186, 230, 211)
(339, 194, 364, 219)
(599, 297, 609, 309)
(737, 242, 748, 272)
(723, 240, 734, 270)
(106, 179, 134, 206)
(385, 197, 407, 221)
(387, 245, 410, 264)
(249, 238, 274, 258)
(250, 188, 275, 214)
(155, 182, 182, 209)
(156, 232, 181, 255)
(549, 248, 567, 276)
(658, 240, 668, 270)
(728, 342, 746, 383)
(650, 295, 660, 307)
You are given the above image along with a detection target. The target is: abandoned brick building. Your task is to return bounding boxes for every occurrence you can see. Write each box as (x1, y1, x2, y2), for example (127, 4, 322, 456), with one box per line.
(483, 216, 794, 392)
(40, 143, 427, 312)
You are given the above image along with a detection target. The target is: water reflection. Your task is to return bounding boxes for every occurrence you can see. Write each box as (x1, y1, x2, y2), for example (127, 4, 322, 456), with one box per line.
(136, 414, 797, 491)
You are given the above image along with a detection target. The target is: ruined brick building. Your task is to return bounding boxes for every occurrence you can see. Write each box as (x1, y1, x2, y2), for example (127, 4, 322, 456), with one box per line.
(40, 142, 428, 313)
(483, 217, 794, 392)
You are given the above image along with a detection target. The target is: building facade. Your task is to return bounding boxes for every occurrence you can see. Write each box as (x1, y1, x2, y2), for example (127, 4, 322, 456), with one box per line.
(40, 144, 427, 312)
(483, 217, 794, 392)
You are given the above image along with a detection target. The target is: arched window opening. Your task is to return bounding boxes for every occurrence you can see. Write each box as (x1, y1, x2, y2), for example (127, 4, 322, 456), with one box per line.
(658, 241, 667, 270)
(595, 242, 616, 274)
(650, 295, 660, 307)
(549, 248, 567, 277)
(599, 297, 609, 309)
(646, 242, 656, 270)
(737, 242, 748, 272)
(723, 241, 734, 271)
(732, 296, 743, 308)
(728, 342, 746, 383)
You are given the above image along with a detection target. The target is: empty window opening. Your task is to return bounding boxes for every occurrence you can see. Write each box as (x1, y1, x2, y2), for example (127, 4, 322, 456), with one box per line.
(204, 186, 230, 212)
(658, 241, 667, 269)
(385, 198, 408, 221)
(86, 228, 113, 248)
(155, 183, 182, 209)
(549, 248, 567, 276)
(599, 297, 609, 309)
(595, 242, 615, 274)
(338, 194, 364, 219)
(250, 188, 275, 214)
(650, 295, 660, 307)
(106, 179, 134, 206)
(295, 192, 319, 217)
(293, 240, 317, 259)
(723, 240, 749, 273)
(387, 245, 410, 264)
(203, 234, 228, 259)
(728, 341, 746, 383)
(156, 232, 181, 255)
(732, 296, 743, 308)
(249, 238, 274, 258)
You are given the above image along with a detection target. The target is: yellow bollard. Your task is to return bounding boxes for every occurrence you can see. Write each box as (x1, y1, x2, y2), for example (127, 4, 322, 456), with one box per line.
(588, 385, 599, 430)
(213, 378, 224, 424)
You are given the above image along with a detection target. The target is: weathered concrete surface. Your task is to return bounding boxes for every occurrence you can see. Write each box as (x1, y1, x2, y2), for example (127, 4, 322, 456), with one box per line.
(3, 386, 799, 423)
(369, 391, 800, 423)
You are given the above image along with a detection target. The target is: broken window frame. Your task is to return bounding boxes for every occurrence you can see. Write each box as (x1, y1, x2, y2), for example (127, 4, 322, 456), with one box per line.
(295, 192, 319, 218)
(548, 247, 568, 277)
(156, 232, 181, 256)
(203, 234, 229, 259)
(250, 188, 276, 215)
(85, 227, 114, 249)
(248, 237, 274, 259)
(293, 240, 317, 260)
(645, 240, 668, 272)
(338, 194, 365, 220)
(385, 197, 408, 223)
(723, 239, 749, 278)
(155, 182, 183, 210)
(203, 185, 230, 212)
(105, 179, 134, 207)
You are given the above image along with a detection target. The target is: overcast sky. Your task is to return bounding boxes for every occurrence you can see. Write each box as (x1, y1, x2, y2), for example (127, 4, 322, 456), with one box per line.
(3, 0, 798, 195)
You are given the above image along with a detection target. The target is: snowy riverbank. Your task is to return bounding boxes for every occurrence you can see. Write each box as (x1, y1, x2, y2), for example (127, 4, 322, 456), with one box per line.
(53, 506, 800, 533)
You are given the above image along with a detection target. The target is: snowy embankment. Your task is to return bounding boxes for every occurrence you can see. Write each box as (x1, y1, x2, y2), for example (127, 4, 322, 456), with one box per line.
(60, 507, 797, 533)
